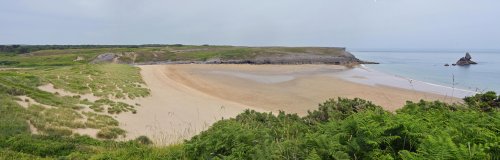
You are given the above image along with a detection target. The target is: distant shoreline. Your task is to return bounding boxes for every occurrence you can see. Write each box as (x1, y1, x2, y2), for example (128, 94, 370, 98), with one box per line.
(335, 65, 477, 98)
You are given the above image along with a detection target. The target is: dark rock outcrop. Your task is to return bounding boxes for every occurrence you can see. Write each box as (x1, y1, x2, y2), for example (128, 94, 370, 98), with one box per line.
(456, 52, 477, 66)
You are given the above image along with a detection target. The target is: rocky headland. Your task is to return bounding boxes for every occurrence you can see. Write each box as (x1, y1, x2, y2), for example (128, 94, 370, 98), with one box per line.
(90, 46, 378, 66)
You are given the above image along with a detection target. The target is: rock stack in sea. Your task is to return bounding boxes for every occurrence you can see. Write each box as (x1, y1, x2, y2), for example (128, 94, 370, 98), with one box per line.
(455, 52, 477, 66)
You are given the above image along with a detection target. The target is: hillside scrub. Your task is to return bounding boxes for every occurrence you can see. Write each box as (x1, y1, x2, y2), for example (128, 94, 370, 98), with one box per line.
(1, 93, 499, 159)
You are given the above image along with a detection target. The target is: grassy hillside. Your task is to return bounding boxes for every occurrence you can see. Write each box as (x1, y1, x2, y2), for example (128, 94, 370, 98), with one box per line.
(0, 45, 353, 67)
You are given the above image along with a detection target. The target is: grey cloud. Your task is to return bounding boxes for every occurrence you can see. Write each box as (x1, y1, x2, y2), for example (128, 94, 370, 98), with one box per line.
(0, 0, 499, 50)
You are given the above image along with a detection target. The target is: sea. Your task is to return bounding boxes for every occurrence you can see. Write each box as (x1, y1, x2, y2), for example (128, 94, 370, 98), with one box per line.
(351, 51, 500, 93)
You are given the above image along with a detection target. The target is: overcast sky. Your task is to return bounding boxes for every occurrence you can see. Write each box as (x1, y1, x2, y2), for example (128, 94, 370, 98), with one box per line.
(1, 0, 499, 50)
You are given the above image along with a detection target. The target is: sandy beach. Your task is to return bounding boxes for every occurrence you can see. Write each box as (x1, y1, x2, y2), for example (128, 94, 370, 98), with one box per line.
(115, 65, 259, 145)
(114, 64, 461, 144)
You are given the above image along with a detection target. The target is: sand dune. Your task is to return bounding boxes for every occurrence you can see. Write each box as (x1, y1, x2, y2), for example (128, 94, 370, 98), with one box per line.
(115, 64, 459, 145)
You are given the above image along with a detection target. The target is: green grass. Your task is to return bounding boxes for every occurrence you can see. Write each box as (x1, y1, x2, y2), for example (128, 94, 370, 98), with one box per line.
(175, 48, 256, 61)
(0, 47, 151, 67)
(0, 53, 86, 67)
(0, 94, 30, 137)
(166, 47, 346, 61)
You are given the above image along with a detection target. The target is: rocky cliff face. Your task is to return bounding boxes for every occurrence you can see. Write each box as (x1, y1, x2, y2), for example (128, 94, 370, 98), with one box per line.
(204, 52, 372, 65)
(456, 52, 477, 66)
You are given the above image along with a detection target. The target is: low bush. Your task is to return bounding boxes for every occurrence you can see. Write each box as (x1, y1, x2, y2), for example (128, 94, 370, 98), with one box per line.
(464, 91, 500, 112)
(135, 136, 153, 145)
(96, 127, 126, 139)
(183, 96, 499, 159)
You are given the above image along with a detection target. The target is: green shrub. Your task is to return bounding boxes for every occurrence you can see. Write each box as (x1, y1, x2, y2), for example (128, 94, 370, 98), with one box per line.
(0, 149, 47, 160)
(135, 136, 153, 145)
(305, 97, 384, 122)
(464, 91, 500, 112)
(183, 97, 499, 159)
(5, 134, 76, 157)
(97, 127, 126, 139)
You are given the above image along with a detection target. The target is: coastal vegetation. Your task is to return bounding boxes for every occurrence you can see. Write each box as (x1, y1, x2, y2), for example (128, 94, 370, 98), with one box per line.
(31, 64, 149, 99)
(0, 63, 148, 138)
(0, 93, 498, 159)
(0, 46, 498, 159)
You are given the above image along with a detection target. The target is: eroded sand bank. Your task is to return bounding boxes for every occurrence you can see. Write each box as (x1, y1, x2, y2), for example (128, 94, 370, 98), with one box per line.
(117, 64, 459, 145)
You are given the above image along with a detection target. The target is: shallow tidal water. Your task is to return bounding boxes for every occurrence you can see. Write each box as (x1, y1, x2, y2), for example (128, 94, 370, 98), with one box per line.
(352, 51, 500, 93)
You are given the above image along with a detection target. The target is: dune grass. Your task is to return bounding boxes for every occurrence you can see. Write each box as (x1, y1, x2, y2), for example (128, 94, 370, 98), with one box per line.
(30, 64, 150, 99)
(92, 99, 137, 114)
(83, 112, 119, 129)
(0, 64, 149, 138)
(96, 127, 126, 139)
(28, 105, 85, 133)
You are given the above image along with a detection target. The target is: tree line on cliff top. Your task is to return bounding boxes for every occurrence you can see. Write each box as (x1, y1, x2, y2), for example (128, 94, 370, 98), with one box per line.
(0, 44, 185, 54)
